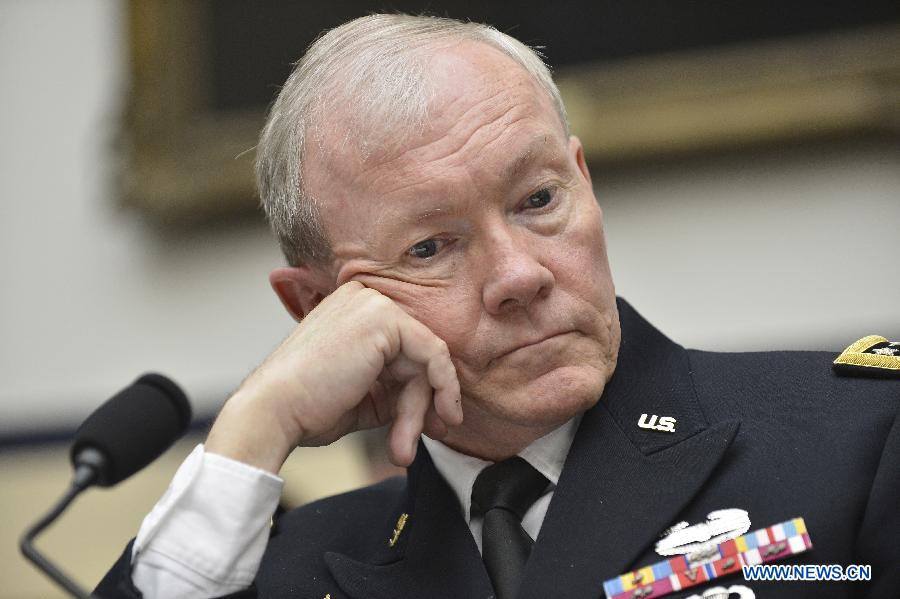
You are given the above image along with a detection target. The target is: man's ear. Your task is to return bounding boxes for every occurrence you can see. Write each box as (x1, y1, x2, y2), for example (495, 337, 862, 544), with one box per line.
(569, 135, 593, 187)
(269, 265, 334, 322)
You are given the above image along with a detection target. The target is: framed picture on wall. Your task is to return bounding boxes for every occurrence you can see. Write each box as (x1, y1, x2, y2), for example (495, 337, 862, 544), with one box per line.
(122, 1, 900, 224)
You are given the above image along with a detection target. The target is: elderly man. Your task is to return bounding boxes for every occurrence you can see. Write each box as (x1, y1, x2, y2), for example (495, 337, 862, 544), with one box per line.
(98, 14, 898, 599)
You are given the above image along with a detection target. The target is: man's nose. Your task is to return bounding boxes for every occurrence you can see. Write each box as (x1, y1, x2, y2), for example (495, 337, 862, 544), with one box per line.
(481, 228, 555, 315)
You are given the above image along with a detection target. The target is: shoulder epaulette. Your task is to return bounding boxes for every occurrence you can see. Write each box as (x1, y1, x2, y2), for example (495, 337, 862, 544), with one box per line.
(833, 335, 900, 379)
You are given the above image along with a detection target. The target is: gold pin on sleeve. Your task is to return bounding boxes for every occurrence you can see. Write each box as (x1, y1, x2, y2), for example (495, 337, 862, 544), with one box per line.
(388, 513, 409, 547)
(833, 335, 900, 378)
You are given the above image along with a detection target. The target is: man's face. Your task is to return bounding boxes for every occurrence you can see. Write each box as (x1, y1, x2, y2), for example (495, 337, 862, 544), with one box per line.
(305, 42, 620, 448)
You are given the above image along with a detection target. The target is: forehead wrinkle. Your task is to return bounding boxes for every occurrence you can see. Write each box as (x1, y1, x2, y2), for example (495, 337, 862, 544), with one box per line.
(364, 102, 530, 203)
(362, 86, 518, 190)
(435, 90, 535, 167)
(501, 133, 560, 182)
(438, 81, 566, 181)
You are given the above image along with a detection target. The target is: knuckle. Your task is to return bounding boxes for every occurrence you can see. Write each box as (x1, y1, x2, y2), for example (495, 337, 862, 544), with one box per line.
(364, 290, 392, 310)
(370, 331, 392, 359)
(339, 280, 364, 296)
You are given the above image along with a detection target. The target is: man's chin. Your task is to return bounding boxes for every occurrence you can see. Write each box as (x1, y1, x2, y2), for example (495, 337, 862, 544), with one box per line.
(476, 365, 608, 428)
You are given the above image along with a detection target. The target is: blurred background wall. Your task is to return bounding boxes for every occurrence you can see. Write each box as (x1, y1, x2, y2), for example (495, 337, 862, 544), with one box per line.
(1, 0, 897, 596)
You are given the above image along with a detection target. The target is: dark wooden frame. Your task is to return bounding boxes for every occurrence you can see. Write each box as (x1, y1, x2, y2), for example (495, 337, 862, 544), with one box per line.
(123, 1, 261, 223)
(558, 24, 900, 163)
(123, 3, 900, 222)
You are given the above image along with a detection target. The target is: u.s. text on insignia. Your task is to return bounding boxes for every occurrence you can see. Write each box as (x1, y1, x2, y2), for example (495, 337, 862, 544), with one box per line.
(833, 335, 900, 378)
(637, 413, 677, 433)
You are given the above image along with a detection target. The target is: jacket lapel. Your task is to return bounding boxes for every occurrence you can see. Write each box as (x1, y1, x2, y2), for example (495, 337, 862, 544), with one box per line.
(325, 445, 495, 599)
(519, 300, 740, 599)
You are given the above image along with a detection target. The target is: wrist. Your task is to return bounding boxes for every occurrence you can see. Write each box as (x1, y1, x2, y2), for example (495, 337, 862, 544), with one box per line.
(205, 385, 301, 474)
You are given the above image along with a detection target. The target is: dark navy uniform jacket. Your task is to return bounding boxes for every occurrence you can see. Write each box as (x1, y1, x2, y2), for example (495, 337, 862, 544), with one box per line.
(97, 299, 900, 598)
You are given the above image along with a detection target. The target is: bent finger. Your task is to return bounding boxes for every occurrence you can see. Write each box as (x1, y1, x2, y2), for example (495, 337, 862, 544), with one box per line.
(387, 374, 431, 467)
(393, 316, 463, 426)
(422, 401, 449, 440)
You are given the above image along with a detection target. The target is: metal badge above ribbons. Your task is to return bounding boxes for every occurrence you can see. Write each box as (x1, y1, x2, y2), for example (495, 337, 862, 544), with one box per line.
(655, 509, 751, 557)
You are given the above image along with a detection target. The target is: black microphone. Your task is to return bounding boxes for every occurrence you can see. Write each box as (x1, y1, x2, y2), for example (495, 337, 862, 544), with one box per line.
(70, 373, 192, 487)
(20, 373, 192, 598)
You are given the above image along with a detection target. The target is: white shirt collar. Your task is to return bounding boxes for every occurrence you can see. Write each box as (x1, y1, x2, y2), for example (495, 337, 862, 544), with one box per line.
(421, 415, 581, 522)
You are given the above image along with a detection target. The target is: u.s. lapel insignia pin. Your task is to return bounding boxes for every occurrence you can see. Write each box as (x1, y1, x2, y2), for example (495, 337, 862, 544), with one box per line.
(602, 517, 812, 599)
(388, 513, 409, 547)
(637, 413, 677, 433)
(833, 335, 900, 378)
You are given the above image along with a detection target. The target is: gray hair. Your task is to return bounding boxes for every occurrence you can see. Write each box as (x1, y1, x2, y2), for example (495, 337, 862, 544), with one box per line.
(256, 13, 569, 267)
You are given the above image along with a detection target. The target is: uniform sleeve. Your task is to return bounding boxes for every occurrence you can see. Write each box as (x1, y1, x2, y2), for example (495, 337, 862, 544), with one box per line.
(856, 407, 900, 599)
(95, 444, 283, 599)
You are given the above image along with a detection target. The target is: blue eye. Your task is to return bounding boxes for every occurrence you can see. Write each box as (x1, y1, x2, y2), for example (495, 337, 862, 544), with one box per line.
(408, 239, 438, 259)
(525, 188, 553, 209)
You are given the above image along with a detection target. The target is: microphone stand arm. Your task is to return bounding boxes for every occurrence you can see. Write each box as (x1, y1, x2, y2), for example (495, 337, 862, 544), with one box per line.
(19, 454, 103, 599)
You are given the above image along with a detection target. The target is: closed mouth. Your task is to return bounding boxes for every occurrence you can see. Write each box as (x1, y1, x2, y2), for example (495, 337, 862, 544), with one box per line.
(504, 331, 570, 356)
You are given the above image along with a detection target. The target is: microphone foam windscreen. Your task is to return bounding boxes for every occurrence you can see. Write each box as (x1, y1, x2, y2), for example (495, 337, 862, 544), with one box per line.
(70, 373, 192, 486)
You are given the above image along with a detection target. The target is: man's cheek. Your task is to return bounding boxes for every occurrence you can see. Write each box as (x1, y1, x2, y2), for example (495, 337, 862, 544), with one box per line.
(368, 280, 453, 325)
(401, 281, 477, 329)
(569, 224, 611, 285)
(547, 242, 597, 289)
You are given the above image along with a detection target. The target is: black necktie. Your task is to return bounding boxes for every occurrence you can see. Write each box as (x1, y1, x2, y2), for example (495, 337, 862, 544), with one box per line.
(471, 457, 549, 599)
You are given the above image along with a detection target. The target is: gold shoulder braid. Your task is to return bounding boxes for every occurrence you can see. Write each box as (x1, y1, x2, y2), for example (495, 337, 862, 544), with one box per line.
(833, 335, 900, 378)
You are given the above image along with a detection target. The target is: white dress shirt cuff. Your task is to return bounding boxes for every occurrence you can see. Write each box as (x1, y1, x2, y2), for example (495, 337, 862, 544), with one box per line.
(131, 444, 283, 599)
